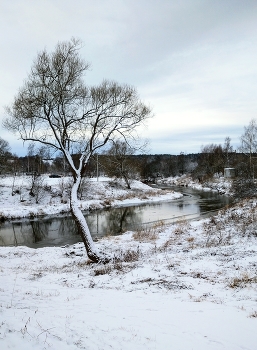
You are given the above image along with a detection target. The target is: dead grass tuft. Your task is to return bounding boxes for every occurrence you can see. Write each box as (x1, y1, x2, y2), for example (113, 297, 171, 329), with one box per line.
(203, 219, 232, 247)
(160, 221, 191, 251)
(133, 227, 158, 242)
(132, 277, 192, 290)
(249, 310, 257, 318)
(93, 265, 113, 276)
(161, 236, 176, 250)
(93, 248, 141, 276)
(173, 219, 189, 235)
(121, 249, 140, 262)
(228, 272, 257, 288)
(133, 221, 164, 242)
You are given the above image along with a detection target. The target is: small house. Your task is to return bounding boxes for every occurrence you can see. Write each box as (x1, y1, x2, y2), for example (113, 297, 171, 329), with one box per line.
(224, 168, 236, 178)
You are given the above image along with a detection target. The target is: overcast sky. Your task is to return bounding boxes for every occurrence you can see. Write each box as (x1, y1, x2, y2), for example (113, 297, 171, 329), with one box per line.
(1, 0, 257, 156)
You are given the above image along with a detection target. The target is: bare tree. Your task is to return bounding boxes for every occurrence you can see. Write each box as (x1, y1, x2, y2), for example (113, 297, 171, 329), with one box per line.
(239, 119, 257, 175)
(37, 145, 51, 174)
(223, 136, 233, 167)
(0, 137, 11, 173)
(0, 137, 10, 157)
(193, 143, 224, 179)
(27, 142, 35, 174)
(103, 140, 142, 189)
(231, 120, 257, 199)
(3, 38, 152, 262)
(28, 174, 45, 204)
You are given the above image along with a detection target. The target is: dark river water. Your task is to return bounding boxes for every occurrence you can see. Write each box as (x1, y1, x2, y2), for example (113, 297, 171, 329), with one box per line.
(0, 186, 232, 248)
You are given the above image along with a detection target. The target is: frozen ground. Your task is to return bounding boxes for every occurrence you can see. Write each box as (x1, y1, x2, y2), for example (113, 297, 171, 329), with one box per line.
(0, 176, 257, 349)
(158, 174, 232, 195)
(0, 175, 182, 219)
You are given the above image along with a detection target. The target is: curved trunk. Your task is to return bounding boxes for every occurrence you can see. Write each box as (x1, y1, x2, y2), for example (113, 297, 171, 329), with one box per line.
(70, 176, 107, 263)
(122, 172, 131, 189)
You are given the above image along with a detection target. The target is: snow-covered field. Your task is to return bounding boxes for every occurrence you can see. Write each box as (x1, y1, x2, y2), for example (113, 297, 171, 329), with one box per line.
(158, 174, 232, 195)
(0, 176, 257, 349)
(0, 175, 182, 219)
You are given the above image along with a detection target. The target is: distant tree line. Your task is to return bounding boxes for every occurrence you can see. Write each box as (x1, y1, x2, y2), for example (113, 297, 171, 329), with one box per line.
(0, 138, 248, 180)
(1, 119, 257, 199)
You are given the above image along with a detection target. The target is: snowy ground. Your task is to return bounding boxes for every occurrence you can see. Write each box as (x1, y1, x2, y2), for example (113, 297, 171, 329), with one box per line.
(0, 176, 257, 349)
(0, 175, 182, 219)
(158, 174, 232, 195)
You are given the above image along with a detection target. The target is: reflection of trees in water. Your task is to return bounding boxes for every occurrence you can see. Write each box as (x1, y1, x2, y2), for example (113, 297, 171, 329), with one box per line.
(9, 216, 81, 246)
(1, 207, 143, 246)
(30, 220, 49, 243)
(11, 220, 60, 245)
(0, 223, 19, 246)
(0, 236, 4, 245)
(12, 222, 29, 245)
(97, 206, 143, 237)
(0, 229, 6, 245)
(12, 225, 18, 246)
(85, 214, 97, 235)
(178, 202, 193, 210)
(0, 190, 233, 247)
(57, 216, 78, 237)
(29, 216, 79, 243)
(199, 195, 231, 213)
(0, 222, 45, 246)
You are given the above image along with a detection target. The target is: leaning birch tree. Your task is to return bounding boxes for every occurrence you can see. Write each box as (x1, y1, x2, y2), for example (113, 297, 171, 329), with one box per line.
(3, 38, 152, 262)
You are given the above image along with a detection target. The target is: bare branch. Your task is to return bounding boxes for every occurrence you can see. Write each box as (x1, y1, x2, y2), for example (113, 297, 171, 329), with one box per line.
(3, 38, 152, 262)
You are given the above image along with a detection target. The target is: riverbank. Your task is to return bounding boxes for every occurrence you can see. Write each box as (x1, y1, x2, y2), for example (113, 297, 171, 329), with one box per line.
(0, 196, 257, 349)
(1, 175, 257, 349)
(157, 174, 232, 195)
(0, 175, 182, 220)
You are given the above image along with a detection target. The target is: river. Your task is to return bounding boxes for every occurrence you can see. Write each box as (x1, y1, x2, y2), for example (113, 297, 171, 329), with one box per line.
(0, 186, 231, 248)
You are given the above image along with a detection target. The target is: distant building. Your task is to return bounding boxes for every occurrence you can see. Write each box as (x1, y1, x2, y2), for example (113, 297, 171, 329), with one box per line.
(224, 168, 236, 178)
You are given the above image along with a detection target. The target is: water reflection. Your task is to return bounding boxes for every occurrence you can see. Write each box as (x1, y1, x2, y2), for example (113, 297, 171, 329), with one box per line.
(97, 206, 142, 235)
(0, 206, 143, 248)
(0, 186, 232, 248)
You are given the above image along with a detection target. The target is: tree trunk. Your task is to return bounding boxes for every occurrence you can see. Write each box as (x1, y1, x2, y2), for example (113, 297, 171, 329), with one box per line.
(70, 175, 108, 263)
(122, 172, 131, 189)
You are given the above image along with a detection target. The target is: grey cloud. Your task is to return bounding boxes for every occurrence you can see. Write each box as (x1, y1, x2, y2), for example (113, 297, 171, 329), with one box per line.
(149, 124, 242, 155)
(1, 0, 257, 155)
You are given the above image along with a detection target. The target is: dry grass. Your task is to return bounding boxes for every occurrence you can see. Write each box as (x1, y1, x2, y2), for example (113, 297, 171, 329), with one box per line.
(228, 272, 257, 288)
(161, 236, 176, 251)
(160, 220, 190, 250)
(121, 249, 141, 262)
(203, 217, 232, 247)
(249, 310, 257, 318)
(133, 227, 159, 242)
(188, 293, 205, 302)
(207, 201, 257, 241)
(93, 264, 113, 276)
(173, 218, 190, 235)
(93, 248, 141, 276)
(131, 277, 192, 290)
(102, 199, 113, 206)
(116, 189, 160, 202)
(133, 221, 164, 242)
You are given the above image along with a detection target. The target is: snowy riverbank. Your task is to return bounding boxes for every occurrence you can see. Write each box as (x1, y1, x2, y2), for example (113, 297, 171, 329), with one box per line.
(1, 176, 257, 349)
(157, 174, 232, 195)
(0, 175, 182, 220)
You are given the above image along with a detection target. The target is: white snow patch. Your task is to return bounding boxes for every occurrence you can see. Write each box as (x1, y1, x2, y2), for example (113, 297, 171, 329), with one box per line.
(0, 175, 182, 219)
(1, 196, 257, 349)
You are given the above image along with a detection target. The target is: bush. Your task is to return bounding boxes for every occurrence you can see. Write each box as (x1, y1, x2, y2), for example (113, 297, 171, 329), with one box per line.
(231, 177, 257, 200)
